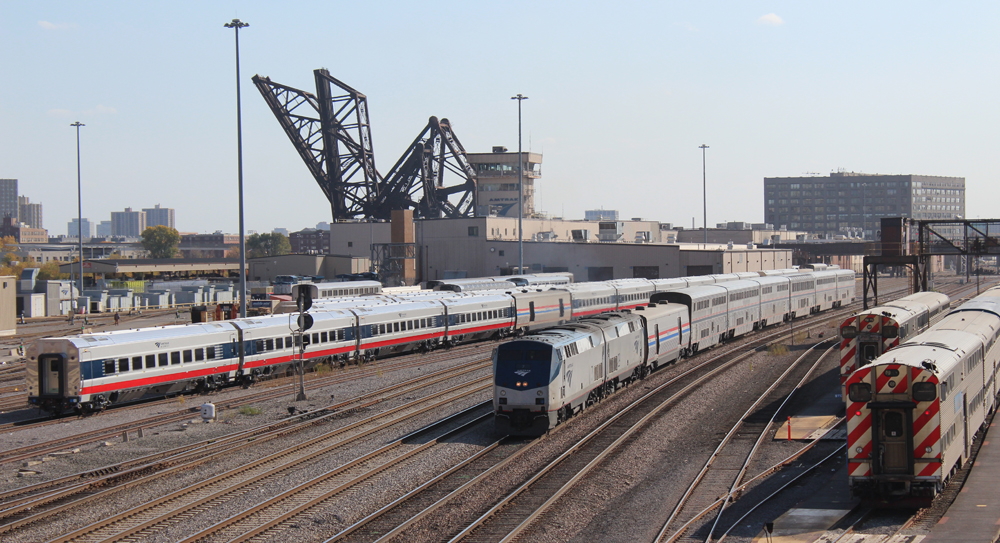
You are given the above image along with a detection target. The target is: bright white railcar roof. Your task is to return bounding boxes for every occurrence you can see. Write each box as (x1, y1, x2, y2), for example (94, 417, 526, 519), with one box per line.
(876, 330, 983, 377)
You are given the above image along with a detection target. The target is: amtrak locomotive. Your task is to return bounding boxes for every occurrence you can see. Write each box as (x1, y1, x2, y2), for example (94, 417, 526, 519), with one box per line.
(494, 269, 857, 435)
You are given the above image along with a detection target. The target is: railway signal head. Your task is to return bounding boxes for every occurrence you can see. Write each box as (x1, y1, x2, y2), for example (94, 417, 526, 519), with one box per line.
(297, 313, 314, 332)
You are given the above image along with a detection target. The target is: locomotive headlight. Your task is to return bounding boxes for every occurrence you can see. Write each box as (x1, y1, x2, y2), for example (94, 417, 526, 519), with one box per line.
(888, 380, 896, 388)
(926, 446, 933, 453)
(855, 447, 863, 454)
(537, 390, 543, 396)
(500, 390, 506, 396)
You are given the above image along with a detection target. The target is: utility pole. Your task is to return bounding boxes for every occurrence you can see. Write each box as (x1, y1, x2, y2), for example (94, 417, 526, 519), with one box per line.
(700, 144, 709, 245)
(71, 121, 85, 316)
(225, 18, 249, 318)
(512, 94, 528, 273)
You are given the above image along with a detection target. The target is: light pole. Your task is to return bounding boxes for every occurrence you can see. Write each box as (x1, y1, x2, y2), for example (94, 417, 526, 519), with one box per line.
(511, 94, 528, 273)
(225, 18, 248, 318)
(71, 121, 85, 316)
(699, 144, 709, 245)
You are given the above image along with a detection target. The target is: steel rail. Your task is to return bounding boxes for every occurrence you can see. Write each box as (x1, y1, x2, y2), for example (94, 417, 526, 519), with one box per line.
(197, 413, 495, 543)
(431, 284, 927, 543)
(4, 375, 491, 536)
(655, 342, 829, 542)
(46, 389, 492, 543)
(0, 356, 490, 513)
(326, 435, 518, 542)
(0, 349, 491, 463)
(0, 338, 494, 433)
(449, 344, 767, 542)
(714, 443, 848, 542)
(704, 343, 837, 541)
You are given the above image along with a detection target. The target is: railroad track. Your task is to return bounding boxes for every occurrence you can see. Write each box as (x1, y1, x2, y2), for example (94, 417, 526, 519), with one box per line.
(316, 284, 954, 542)
(0, 339, 495, 436)
(2, 276, 989, 541)
(0, 358, 493, 519)
(0, 350, 492, 466)
(2, 373, 494, 541)
(656, 341, 835, 542)
(817, 404, 999, 543)
(179, 410, 493, 543)
(445, 342, 813, 541)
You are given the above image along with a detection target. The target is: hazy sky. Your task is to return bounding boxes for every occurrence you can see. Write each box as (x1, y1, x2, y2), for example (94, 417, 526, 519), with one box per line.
(2, 2, 997, 236)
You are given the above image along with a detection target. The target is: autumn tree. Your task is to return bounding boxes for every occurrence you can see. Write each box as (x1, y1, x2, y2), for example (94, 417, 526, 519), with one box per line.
(0, 236, 24, 277)
(141, 226, 181, 259)
(246, 233, 291, 258)
(35, 261, 68, 280)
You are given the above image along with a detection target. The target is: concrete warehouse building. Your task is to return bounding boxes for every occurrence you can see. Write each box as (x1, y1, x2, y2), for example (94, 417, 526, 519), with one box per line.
(328, 216, 792, 284)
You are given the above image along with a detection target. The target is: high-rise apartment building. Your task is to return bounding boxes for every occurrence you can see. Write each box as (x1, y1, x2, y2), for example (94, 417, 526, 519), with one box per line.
(96, 221, 112, 238)
(763, 172, 965, 239)
(0, 179, 18, 223)
(110, 208, 147, 237)
(67, 218, 94, 240)
(143, 204, 176, 229)
(18, 196, 42, 229)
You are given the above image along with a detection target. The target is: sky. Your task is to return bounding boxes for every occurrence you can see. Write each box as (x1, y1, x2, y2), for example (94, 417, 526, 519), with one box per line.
(1, 2, 998, 236)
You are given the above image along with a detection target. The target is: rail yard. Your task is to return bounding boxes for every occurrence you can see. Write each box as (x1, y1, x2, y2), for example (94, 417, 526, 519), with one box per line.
(1, 274, 998, 543)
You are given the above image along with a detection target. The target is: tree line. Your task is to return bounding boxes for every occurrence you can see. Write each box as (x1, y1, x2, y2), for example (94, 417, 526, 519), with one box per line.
(0, 228, 295, 281)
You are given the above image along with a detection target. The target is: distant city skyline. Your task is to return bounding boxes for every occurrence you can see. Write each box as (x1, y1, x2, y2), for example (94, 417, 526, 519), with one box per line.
(2, 3, 998, 234)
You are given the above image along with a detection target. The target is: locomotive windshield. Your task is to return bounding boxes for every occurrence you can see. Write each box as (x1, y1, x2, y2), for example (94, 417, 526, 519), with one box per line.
(494, 342, 557, 387)
(861, 344, 878, 365)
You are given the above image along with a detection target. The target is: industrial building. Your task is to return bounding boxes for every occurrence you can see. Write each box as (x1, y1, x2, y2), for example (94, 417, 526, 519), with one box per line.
(764, 172, 965, 239)
(327, 215, 791, 284)
(247, 254, 370, 283)
(466, 148, 541, 218)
